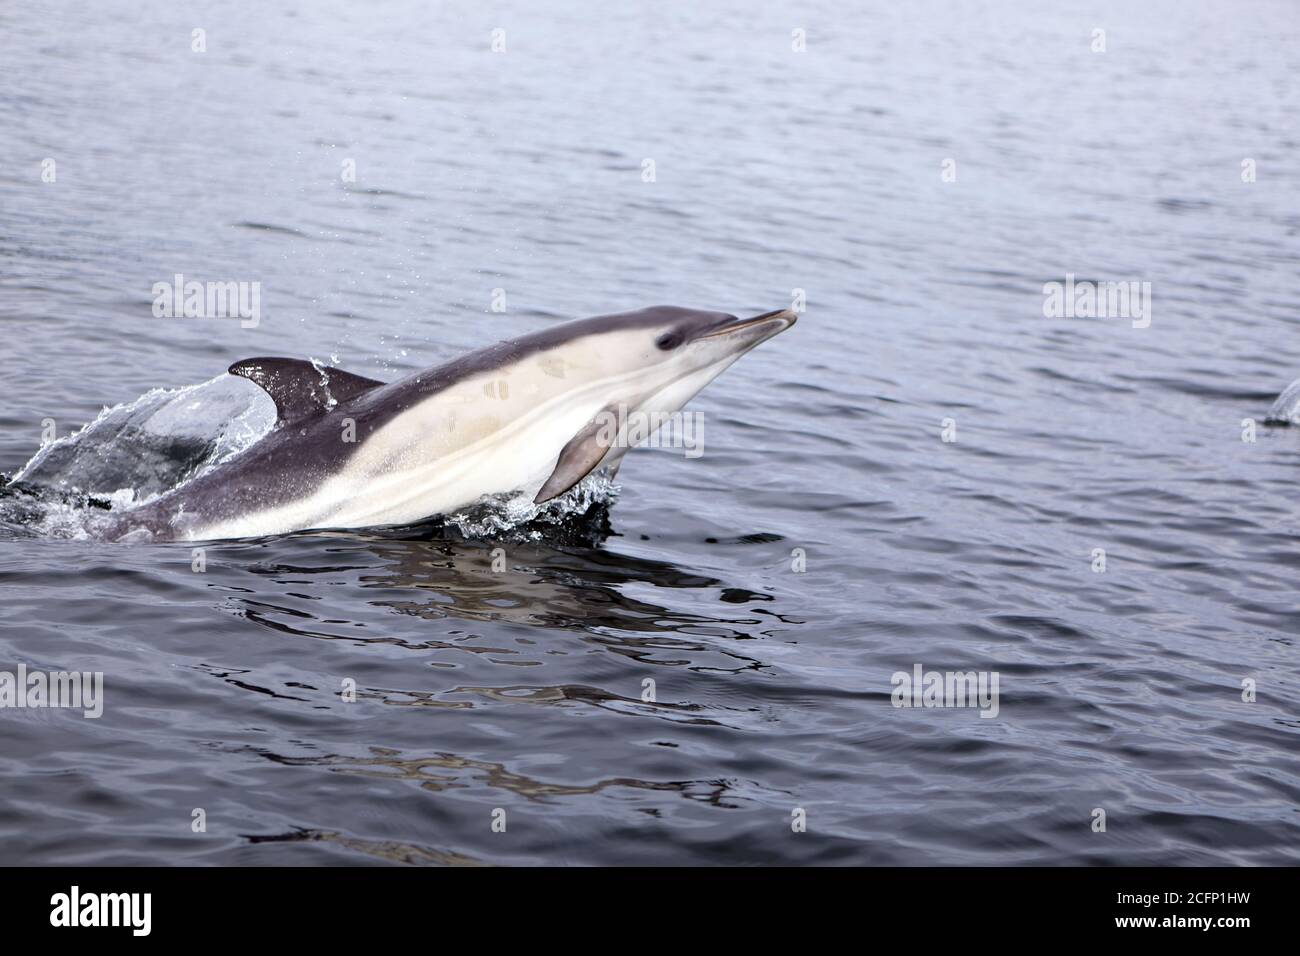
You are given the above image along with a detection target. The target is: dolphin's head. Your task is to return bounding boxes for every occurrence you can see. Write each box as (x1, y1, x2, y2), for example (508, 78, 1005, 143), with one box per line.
(646, 305, 797, 365)
(539, 305, 797, 418)
(632, 305, 797, 414)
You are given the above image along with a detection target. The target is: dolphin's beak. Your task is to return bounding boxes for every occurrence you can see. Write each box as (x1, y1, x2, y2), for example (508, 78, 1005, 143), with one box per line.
(701, 308, 798, 345)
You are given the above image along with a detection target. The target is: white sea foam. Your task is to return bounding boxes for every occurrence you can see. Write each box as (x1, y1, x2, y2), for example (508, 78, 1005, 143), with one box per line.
(443, 472, 621, 540)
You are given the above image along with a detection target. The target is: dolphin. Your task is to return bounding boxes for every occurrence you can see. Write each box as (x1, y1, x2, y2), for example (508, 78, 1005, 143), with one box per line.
(99, 306, 796, 541)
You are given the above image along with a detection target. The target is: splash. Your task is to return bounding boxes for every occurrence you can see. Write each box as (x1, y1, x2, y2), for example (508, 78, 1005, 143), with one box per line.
(442, 471, 622, 540)
(1264, 377, 1300, 425)
(14, 375, 274, 499)
(1, 376, 274, 538)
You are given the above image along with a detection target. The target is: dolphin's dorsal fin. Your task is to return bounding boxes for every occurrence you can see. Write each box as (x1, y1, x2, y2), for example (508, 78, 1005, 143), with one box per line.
(228, 357, 385, 425)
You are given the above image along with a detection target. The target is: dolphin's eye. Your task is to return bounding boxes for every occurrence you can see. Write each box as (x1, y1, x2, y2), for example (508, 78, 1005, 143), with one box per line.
(655, 332, 683, 350)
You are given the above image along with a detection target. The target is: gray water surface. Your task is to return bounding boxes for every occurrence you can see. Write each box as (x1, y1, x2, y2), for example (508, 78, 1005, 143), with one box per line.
(1, 0, 1299, 865)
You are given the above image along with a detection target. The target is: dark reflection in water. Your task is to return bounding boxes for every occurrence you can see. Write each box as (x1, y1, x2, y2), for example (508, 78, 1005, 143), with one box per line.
(236, 508, 781, 706)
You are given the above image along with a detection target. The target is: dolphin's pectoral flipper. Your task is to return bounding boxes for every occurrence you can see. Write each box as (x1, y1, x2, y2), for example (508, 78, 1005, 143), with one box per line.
(534, 410, 616, 504)
(228, 357, 385, 425)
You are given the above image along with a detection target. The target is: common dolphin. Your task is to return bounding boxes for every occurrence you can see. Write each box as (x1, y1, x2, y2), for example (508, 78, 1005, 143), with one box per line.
(100, 306, 796, 541)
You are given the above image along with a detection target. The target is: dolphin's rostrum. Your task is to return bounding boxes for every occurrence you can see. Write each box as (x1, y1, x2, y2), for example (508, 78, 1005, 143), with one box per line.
(101, 305, 797, 541)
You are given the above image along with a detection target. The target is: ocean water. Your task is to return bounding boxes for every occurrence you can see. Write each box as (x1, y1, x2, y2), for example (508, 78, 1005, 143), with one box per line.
(1, 0, 1298, 865)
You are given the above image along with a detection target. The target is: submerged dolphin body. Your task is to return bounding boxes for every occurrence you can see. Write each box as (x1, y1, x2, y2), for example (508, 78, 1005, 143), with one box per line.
(101, 306, 796, 541)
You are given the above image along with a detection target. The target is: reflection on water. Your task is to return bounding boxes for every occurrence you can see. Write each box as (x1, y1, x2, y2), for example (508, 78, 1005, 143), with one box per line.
(237, 507, 780, 685)
(246, 828, 488, 867)
(165, 516, 807, 865)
